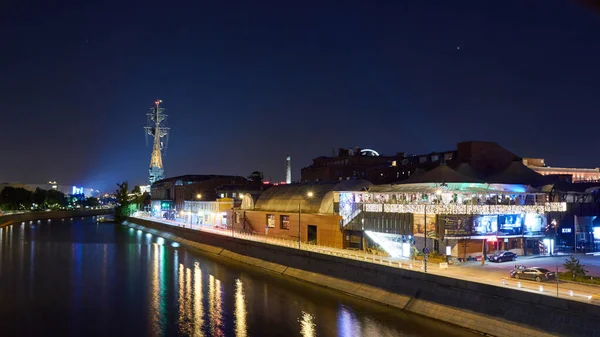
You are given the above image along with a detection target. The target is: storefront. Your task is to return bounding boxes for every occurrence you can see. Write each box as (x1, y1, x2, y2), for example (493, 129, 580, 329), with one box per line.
(337, 182, 567, 258)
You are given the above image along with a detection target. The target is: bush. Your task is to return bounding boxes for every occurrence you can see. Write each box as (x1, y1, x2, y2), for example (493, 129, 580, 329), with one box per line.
(563, 255, 588, 279)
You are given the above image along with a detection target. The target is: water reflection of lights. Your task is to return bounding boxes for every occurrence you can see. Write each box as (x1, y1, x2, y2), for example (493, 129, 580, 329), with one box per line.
(151, 243, 160, 334)
(209, 274, 223, 336)
(178, 263, 193, 335)
(150, 243, 167, 335)
(299, 311, 316, 337)
(193, 262, 204, 336)
(338, 306, 362, 337)
(235, 279, 247, 337)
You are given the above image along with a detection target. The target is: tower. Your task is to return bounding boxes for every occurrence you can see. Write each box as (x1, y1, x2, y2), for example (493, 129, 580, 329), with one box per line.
(144, 100, 170, 185)
(286, 154, 291, 184)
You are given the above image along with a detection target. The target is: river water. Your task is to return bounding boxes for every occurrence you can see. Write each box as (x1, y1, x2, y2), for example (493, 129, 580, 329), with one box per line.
(0, 216, 475, 337)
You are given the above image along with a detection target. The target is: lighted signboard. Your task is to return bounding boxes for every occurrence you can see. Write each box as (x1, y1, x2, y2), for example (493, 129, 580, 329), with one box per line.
(441, 214, 473, 237)
(72, 186, 84, 195)
(497, 214, 524, 235)
(562, 228, 572, 233)
(473, 215, 498, 236)
(524, 214, 545, 235)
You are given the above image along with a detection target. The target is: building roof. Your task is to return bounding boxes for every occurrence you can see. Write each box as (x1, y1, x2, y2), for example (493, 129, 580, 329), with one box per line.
(153, 174, 247, 185)
(395, 164, 485, 185)
(251, 179, 372, 214)
(486, 161, 544, 185)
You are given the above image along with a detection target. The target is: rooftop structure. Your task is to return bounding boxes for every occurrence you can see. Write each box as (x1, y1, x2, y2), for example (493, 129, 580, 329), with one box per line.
(523, 158, 600, 183)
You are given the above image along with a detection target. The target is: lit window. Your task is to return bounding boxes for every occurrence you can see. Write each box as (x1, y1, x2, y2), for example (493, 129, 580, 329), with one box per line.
(267, 214, 275, 228)
(281, 215, 290, 230)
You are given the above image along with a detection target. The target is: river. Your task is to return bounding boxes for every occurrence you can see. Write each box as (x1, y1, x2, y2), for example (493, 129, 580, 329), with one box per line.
(0, 216, 476, 337)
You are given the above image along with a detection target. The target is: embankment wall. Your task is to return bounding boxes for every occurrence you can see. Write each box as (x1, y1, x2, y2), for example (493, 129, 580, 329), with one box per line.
(0, 209, 113, 228)
(125, 217, 600, 337)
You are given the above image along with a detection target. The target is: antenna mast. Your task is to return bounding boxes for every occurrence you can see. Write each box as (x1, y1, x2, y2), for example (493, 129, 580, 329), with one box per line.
(144, 100, 170, 185)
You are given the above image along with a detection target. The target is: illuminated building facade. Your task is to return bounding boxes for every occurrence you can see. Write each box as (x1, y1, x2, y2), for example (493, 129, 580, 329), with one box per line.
(337, 178, 567, 259)
(523, 158, 600, 183)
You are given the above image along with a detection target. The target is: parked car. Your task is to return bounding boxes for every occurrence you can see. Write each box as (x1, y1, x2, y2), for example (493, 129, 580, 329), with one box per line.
(510, 267, 556, 282)
(487, 251, 517, 263)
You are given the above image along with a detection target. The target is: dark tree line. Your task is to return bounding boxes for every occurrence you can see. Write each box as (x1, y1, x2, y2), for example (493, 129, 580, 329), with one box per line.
(0, 186, 99, 211)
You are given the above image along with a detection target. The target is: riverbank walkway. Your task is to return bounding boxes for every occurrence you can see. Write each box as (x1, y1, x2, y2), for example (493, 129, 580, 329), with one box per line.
(130, 214, 600, 306)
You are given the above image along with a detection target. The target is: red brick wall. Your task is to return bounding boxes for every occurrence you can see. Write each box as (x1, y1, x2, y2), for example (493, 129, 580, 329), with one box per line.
(242, 210, 344, 248)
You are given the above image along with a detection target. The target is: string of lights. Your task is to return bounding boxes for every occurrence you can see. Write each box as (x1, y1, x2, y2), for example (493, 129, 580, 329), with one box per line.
(363, 202, 566, 215)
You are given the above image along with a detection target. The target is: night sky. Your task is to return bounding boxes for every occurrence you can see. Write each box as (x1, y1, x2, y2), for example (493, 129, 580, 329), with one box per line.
(2, 1, 600, 191)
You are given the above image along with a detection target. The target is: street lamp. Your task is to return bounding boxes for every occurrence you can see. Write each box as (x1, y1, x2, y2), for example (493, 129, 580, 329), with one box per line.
(196, 193, 202, 200)
(298, 191, 314, 249)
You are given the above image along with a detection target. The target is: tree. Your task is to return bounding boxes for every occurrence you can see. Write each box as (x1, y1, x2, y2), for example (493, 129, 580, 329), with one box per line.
(132, 185, 142, 195)
(248, 171, 264, 184)
(115, 181, 131, 220)
(564, 255, 588, 279)
(32, 188, 48, 208)
(85, 197, 99, 208)
(46, 189, 67, 209)
(0, 186, 33, 210)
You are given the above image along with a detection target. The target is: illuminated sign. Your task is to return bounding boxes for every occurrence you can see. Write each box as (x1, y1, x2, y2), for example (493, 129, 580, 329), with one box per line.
(562, 228, 572, 233)
(72, 186, 84, 195)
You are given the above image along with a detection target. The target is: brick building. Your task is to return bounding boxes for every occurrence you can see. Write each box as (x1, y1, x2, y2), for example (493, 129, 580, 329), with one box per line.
(239, 180, 372, 249)
(301, 141, 548, 185)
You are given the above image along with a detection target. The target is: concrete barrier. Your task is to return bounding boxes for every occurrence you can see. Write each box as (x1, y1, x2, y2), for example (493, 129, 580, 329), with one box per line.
(125, 217, 600, 337)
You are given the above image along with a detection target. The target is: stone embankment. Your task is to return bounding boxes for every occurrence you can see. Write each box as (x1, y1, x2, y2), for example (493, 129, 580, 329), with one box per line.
(125, 217, 600, 337)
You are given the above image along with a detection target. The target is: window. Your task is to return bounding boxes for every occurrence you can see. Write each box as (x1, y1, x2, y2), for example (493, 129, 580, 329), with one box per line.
(431, 155, 439, 162)
(220, 193, 225, 198)
(444, 152, 453, 161)
(267, 214, 275, 228)
(419, 156, 427, 163)
(280, 215, 290, 230)
(232, 192, 237, 198)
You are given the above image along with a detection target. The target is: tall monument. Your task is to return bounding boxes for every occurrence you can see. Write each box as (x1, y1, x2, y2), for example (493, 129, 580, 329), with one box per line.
(286, 154, 292, 184)
(145, 100, 170, 185)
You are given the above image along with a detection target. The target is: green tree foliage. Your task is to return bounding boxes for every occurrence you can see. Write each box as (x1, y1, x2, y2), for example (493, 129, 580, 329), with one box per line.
(46, 190, 67, 208)
(32, 188, 48, 207)
(564, 255, 588, 278)
(115, 181, 130, 220)
(85, 197, 100, 207)
(0, 186, 33, 210)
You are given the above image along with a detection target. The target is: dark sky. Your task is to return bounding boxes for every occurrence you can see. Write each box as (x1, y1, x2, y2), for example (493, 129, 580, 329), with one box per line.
(2, 1, 600, 191)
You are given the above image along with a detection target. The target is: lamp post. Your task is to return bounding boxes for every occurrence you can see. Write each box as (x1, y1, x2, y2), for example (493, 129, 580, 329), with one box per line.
(552, 218, 557, 255)
(298, 191, 314, 249)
